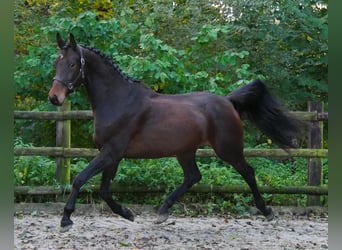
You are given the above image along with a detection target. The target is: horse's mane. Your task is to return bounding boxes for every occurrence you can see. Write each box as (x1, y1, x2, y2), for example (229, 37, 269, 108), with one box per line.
(79, 44, 142, 85)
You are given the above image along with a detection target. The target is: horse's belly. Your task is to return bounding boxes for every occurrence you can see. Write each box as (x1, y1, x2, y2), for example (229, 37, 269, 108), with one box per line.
(123, 142, 177, 158)
(124, 125, 206, 158)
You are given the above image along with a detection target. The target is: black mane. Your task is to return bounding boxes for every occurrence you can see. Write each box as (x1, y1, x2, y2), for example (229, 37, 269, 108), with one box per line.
(78, 44, 142, 85)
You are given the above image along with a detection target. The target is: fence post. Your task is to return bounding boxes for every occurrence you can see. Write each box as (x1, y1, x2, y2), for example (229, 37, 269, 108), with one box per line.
(56, 100, 71, 185)
(307, 102, 323, 206)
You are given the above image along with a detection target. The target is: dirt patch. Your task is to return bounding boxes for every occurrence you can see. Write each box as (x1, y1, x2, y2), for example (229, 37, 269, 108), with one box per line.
(14, 203, 328, 249)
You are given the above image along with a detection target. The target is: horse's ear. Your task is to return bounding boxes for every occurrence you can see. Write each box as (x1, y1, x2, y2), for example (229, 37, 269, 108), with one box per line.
(56, 33, 65, 49)
(69, 33, 77, 50)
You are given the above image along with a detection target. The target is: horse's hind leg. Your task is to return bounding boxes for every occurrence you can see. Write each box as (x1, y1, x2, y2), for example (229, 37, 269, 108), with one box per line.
(99, 164, 134, 222)
(230, 157, 274, 220)
(156, 150, 202, 224)
(215, 146, 274, 220)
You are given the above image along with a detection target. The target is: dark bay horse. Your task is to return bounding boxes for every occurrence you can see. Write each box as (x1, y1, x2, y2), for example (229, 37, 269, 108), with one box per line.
(48, 33, 303, 228)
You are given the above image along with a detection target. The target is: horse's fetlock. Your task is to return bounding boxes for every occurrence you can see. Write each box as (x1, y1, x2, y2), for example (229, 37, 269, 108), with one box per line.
(64, 206, 74, 215)
(255, 199, 266, 210)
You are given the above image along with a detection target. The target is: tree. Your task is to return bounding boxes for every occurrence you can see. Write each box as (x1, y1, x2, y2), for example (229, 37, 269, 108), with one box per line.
(224, 0, 328, 108)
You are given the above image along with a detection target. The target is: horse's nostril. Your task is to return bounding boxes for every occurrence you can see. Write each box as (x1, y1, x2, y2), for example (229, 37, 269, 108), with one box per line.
(49, 94, 60, 106)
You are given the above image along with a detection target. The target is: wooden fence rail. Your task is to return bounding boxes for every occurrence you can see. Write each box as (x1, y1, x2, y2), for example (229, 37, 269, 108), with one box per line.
(14, 102, 328, 204)
(14, 110, 328, 121)
(14, 147, 328, 158)
(14, 184, 328, 196)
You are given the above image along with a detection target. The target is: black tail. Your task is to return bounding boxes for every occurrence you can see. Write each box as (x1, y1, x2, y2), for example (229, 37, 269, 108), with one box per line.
(227, 79, 304, 148)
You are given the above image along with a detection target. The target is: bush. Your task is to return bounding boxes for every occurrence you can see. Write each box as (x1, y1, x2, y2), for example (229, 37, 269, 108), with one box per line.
(14, 137, 57, 186)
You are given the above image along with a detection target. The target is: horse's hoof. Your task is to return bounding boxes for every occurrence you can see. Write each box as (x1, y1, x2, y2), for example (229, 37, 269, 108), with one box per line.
(155, 213, 169, 224)
(60, 218, 73, 228)
(59, 224, 73, 233)
(265, 208, 275, 221)
(123, 207, 134, 222)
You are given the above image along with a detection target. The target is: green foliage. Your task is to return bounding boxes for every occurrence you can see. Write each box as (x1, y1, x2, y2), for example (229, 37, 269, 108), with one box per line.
(14, 137, 57, 186)
(40, 11, 258, 95)
(225, 0, 328, 109)
(116, 159, 183, 190)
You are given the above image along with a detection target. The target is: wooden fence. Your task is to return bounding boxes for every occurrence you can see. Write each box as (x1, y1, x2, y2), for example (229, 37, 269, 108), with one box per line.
(14, 102, 328, 205)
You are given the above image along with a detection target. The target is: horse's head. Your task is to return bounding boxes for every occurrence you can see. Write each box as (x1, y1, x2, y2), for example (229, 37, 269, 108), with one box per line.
(48, 33, 86, 106)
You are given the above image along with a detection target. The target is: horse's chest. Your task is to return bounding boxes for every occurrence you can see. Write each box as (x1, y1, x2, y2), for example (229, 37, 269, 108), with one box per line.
(92, 115, 136, 149)
(93, 122, 115, 149)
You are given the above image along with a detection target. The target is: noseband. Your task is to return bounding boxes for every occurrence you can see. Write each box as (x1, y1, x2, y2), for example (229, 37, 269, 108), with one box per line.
(53, 45, 86, 93)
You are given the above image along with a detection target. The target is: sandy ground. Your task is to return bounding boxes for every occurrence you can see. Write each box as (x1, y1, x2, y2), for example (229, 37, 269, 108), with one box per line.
(14, 203, 328, 250)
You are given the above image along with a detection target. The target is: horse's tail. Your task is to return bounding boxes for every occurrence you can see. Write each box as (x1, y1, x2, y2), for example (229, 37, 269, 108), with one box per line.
(227, 79, 305, 148)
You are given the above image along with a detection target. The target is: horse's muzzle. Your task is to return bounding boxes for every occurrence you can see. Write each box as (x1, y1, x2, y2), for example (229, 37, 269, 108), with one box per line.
(49, 94, 62, 106)
(48, 81, 68, 106)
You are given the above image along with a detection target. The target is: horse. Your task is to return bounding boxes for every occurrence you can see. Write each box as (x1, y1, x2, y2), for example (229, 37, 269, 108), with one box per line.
(48, 33, 303, 229)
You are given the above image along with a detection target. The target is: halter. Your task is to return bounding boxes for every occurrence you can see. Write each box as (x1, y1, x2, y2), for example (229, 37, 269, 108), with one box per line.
(53, 45, 86, 93)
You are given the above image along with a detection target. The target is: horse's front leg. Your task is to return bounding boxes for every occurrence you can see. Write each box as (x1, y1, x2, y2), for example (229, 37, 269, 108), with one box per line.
(61, 149, 115, 228)
(99, 165, 134, 221)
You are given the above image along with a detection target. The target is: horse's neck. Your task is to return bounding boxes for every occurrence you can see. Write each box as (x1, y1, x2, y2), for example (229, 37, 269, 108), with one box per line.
(86, 75, 128, 109)
(82, 49, 156, 114)
(85, 65, 153, 114)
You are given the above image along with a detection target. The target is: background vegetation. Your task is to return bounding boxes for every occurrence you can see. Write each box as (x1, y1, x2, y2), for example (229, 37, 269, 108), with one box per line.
(14, 0, 328, 210)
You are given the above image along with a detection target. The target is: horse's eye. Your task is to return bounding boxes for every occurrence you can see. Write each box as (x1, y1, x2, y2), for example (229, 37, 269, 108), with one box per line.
(70, 63, 75, 68)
